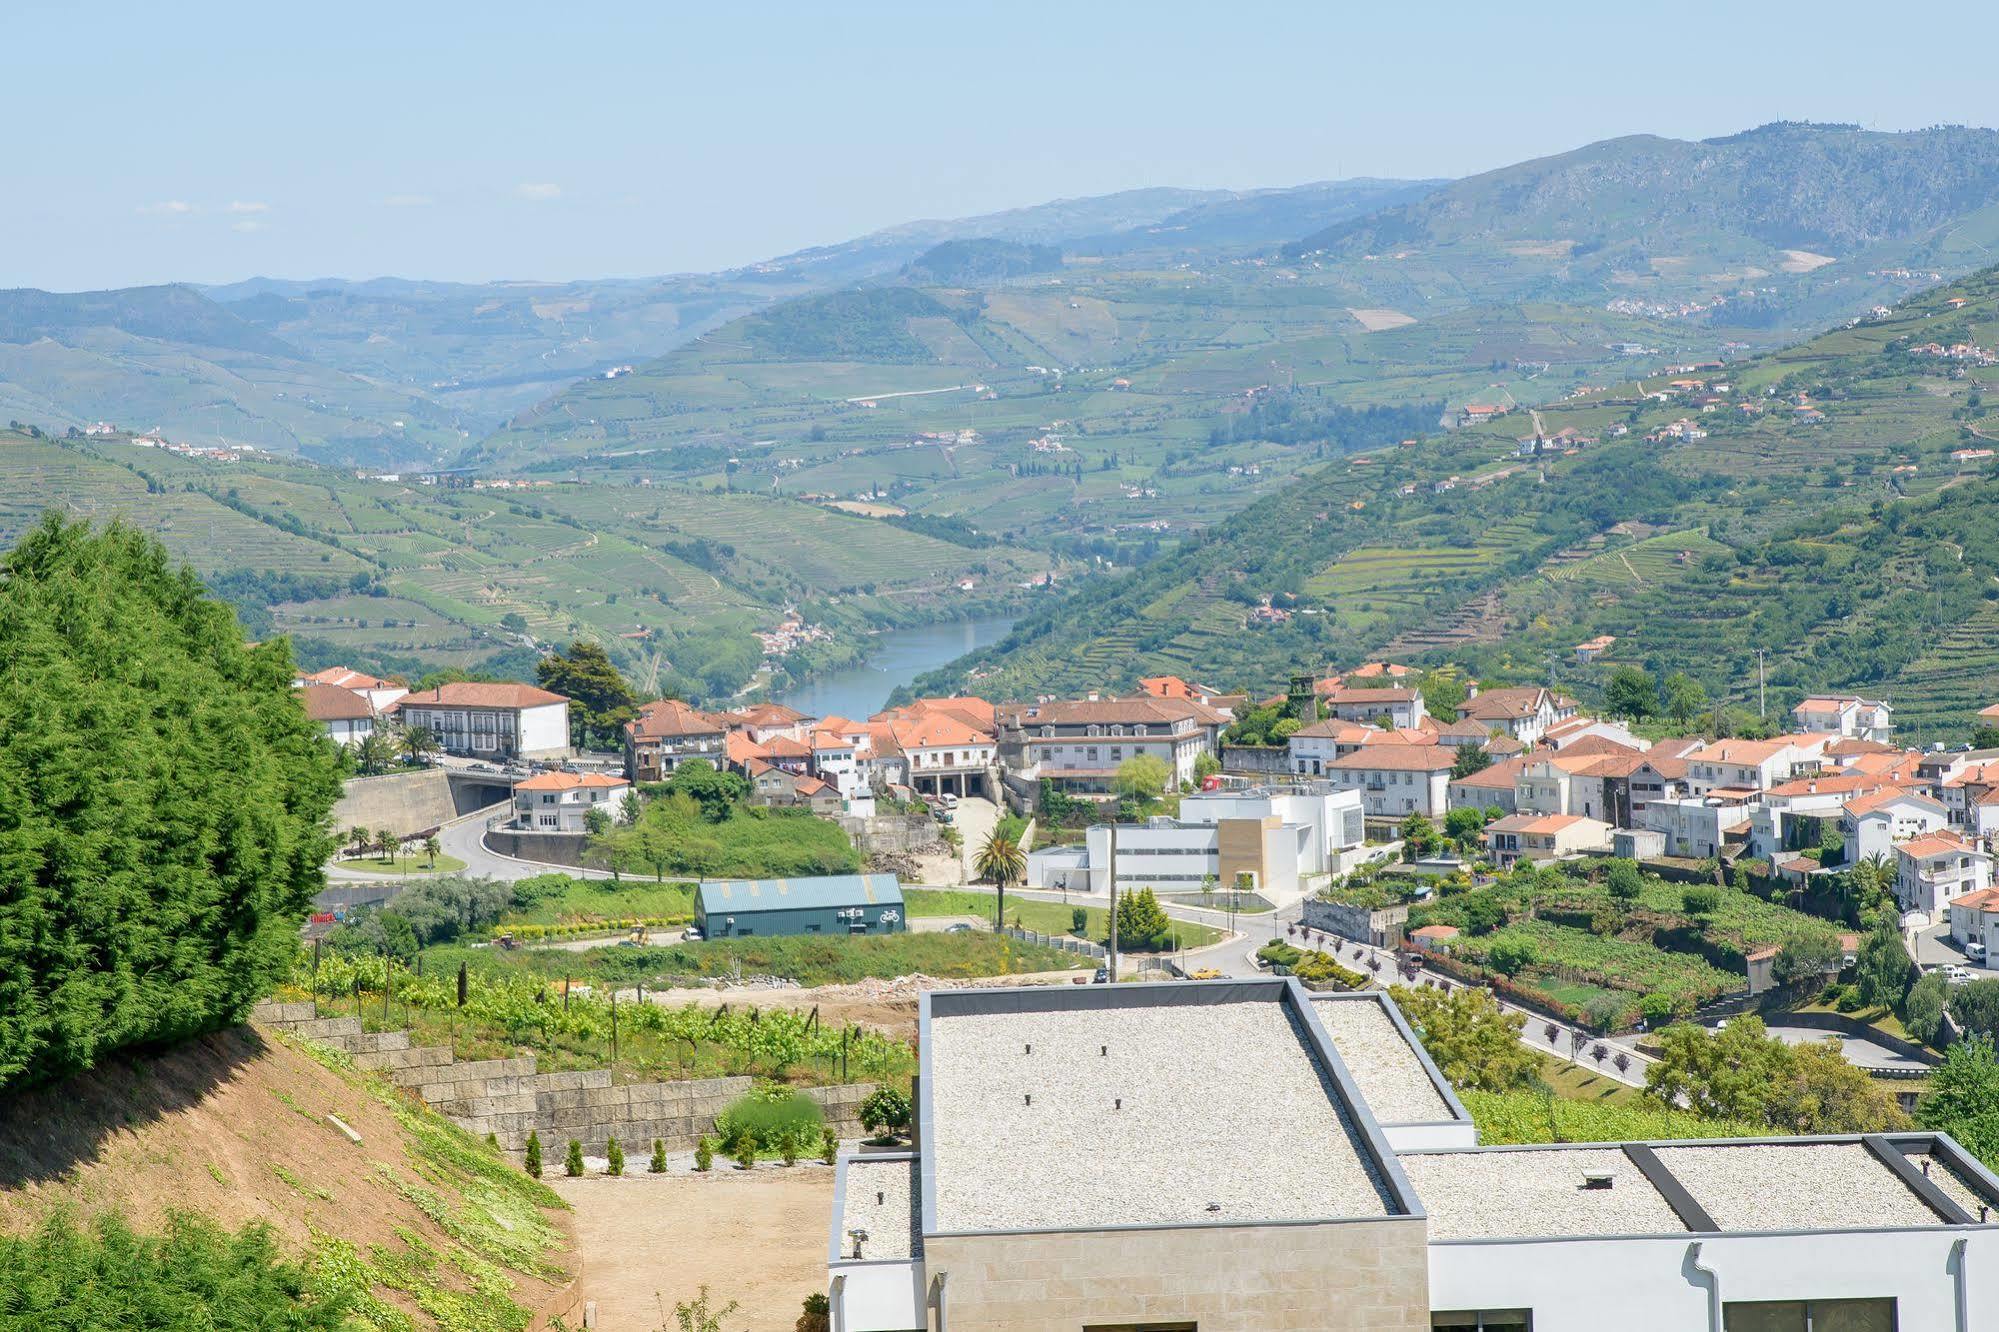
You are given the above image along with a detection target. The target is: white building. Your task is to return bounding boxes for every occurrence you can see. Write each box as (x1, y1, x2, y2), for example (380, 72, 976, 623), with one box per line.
(393, 682, 571, 760)
(1483, 812, 1613, 865)
(1026, 787, 1369, 898)
(1842, 791, 1948, 865)
(1003, 697, 1222, 794)
(1683, 735, 1831, 796)
(1326, 744, 1456, 818)
(1793, 694, 1894, 744)
(511, 770, 630, 831)
(1315, 685, 1429, 729)
(1894, 831, 1994, 917)
(1645, 794, 1757, 860)
(301, 681, 376, 747)
(1948, 887, 1999, 957)
(1454, 686, 1579, 745)
(300, 666, 407, 714)
(827, 979, 1999, 1332)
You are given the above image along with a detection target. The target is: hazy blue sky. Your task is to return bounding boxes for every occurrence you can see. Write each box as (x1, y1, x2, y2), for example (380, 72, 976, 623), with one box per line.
(7, 0, 1998, 290)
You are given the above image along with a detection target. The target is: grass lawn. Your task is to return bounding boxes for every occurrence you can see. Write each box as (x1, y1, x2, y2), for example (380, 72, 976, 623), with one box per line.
(501, 877, 697, 927)
(1536, 1053, 1641, 1106)
(334, 852, 467, 876)
(904, 889, 1227, 952)
(1780, 998, 1931, 1051)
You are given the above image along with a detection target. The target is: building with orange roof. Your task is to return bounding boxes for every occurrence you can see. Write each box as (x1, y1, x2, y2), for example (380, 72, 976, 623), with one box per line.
(1791, 694, 1894, 745)
(300, 681, 378, 747)
(744, 757, 844, 814)
(1446, 755, 1528, 817)
(718, 701, 815, 745)
(1314, 684, 1428, 730)
(300, 665, 407, 713)
(1947, 886, 1999, 958)
(394, 681, 571, 760)
(873, 708, 997, 798)
(1483, 812, 1612, 865)
(1000, 696, 1223, 796)
(512, 769, 630, 831)
(1685, 734, 1832, 796)
(1541, 715, 1648, 753)
(1453, 687, 1578, 745)
(1895, 830, 1993, 916)
(623, 698, 728, 781)
(1842, 790, 1948, 865)
(1325, 744, 1456, 818)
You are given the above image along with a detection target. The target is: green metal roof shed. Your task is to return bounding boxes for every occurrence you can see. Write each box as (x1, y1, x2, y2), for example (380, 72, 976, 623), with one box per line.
(694, 873, 905, 938)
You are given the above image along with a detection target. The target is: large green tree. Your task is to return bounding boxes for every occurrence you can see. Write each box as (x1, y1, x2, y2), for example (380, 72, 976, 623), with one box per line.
(537, 640, 637, 747)
(0, 516, 342, 1091)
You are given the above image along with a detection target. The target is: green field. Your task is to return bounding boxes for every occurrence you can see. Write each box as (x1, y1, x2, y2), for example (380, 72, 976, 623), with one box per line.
(903, 888, 1227, 951)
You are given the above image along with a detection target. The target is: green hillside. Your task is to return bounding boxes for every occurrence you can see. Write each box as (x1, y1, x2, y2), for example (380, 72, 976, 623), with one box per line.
(919, 263, 1999, 730)
(0, 430, 1051, 700)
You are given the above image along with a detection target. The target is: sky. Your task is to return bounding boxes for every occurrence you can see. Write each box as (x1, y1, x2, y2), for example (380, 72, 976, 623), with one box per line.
(7, 0, 1999, 291)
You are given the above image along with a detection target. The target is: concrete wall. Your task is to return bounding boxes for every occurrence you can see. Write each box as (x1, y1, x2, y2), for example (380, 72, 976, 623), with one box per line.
(1430, 1229, 1999, 1332)
(923, 1215, 1429, 1331)
(1303, 896, 1410, 948)
(483, 827, 592, 868)
(329, 768, 461, 839)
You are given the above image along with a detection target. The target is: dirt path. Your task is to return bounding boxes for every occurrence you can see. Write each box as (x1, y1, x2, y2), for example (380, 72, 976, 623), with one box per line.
(554, 1166, 834, 1331)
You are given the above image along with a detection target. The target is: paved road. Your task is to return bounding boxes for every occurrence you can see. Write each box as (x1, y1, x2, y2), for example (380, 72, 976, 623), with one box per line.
(952, 796, 1001, 881)
(1760, 1024, 1930, 1074)
(1914, 922, 1999, 976)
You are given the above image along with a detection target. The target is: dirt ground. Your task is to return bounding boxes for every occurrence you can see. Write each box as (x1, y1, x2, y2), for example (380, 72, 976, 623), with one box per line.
(554, 1165, 834, 1331)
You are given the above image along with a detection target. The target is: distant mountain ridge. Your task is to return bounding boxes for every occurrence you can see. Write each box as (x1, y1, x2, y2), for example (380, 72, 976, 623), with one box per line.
(1289, 122, 1999, 261)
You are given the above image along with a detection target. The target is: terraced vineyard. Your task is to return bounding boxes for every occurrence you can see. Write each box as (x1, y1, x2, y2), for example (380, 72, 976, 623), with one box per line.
(0, 430, 1051, 700)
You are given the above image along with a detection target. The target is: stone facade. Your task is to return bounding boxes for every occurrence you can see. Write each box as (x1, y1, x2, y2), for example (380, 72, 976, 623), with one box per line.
(922, 1216, 1430, 1331)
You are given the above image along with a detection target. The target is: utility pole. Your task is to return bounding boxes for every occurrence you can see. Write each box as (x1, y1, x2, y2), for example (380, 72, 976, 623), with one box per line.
(1106, 823, 1120, 984)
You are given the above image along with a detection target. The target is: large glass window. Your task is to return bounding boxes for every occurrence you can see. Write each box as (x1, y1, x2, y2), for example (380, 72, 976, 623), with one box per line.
(1724, 1299, 1895, 1332)
(1433, 1313, 1531, 1331)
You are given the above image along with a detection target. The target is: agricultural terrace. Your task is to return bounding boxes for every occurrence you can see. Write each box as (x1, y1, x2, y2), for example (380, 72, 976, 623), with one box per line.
(1407, 862, 1844, 1028)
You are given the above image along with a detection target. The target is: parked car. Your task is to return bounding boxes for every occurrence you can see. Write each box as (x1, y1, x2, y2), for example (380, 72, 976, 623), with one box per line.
(1189, 967, 1224, 981)
(1092, 967, 1109, 984)
(681, 926, 704, 942)
(944, 923, 973, 935)
(1944, 964, 1977, 985)
(941, 793, 960, 809)
(1967, 939, 1988, 963)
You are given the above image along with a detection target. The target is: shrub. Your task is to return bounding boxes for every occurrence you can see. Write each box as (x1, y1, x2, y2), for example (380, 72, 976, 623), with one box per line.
(605, 1136, 624, 1176)
(797, 1291, 832, 1332)
(732, 1136, 757, 1170)
(858, 1086, 912, 1139)
(715, 1085, 826, 1157)
(564, 1139, 584, 1177)
(524, 1131, 543, 1179)
(780, 1130, 800, 1167)
(693, 1136, 714, 1172)
(1639, 993, 1677, 1026)
(1071, 906, 1088, 935)
(650, 1138, 668, 1173)
(821, 1126, 839, 1165)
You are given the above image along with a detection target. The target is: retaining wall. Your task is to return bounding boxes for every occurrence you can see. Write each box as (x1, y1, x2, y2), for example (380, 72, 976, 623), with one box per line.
(330, 768, 461, 839)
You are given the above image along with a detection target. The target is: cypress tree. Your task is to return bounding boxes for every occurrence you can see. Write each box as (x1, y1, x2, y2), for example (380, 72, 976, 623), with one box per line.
(604, 1136, 624, 1176)
(0, 515, 343, 1091)
(524, 1131, 543, 1178)
(564, 1139, 584, 1177)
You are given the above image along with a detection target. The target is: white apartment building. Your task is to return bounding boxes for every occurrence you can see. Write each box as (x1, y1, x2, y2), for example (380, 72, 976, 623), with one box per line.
(393, 682, 571, 760)
(1645, 794, 1757, 859)
(511, 770, 630, 831)
(1948, 887, 1999, 958)
(1316, 684, 1429, 729)
(1842, 791, 1948, 865)
(1894, 831, 1995, 917)
(1683, 735, 1831, 796)
(1326, 744, 1455, 817)
(829, 980, 1999, 1332)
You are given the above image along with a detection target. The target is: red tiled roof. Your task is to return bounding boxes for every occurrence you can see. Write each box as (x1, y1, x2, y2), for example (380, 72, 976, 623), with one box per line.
(300, 682, 374, 722)
(1328, 744, 1455, 773)
(626, 698, 726, 740)
(513, 771, 629, 792)
(400, 681, 567, 709)
(1897, 832, 1980, 858)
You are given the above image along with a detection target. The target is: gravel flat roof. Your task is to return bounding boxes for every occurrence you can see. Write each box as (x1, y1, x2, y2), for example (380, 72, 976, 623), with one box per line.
(925, 996, 1396, 1232)
(1399, 1148, 1688, 1240)
(1652, 1143, 1939, 1232)
(1309, 994, 1457, 1124)
(839, 1156, 920, 1261)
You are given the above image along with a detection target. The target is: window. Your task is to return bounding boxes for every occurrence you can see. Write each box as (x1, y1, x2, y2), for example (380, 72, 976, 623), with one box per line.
(1433, 1314, 1531, 1331)
(1724, 1300, 1895, 1332)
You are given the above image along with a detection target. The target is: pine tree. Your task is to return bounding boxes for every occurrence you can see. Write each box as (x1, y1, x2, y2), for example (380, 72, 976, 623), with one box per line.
(524, 1131, 543, 1178)
(565, 1139, 584, 1177)
(649, 1138, 667, 1173)
(604, 1136, 624, 1176)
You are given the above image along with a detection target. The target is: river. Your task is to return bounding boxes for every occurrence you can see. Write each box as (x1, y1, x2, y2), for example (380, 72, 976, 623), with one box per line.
(777, 616, 1013, 720)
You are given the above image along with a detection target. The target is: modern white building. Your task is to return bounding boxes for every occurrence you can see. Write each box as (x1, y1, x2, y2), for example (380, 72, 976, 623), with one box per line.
(828, 979, 1999, 1332)
(393, 682, 571, 760)
(300, 681, 377, 747)
(1842, 791, 1948, 865)
(1024, 787, 1368, 899)
(511, 770, 630, 831)
(1793, 694, 1894, 744)
(1645, 794, 1757, 860)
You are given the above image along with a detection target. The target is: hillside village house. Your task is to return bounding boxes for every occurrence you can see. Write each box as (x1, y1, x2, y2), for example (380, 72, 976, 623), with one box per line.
(300, 666, 407, 714)
(1453, 686, 1578, 744)
(1001, 696, 1222, 795)
(1483, 811, 1612, 865)
(1315, 684, 1429, 729)
(1793, 693, 1895, 743)
(1683, 734, 1831, 796)
(1288, 719, 1436, 776)
(828, 980, 1999, 1332)
(1894, 831, 1995, 917)
(1748, 772, 1901, 861)
(393, 681, 571, 761)
(1940, 759, 1999, 839)
(301, 681, 377, 747)
(807, 717, 874, 798)
(1446, 754, 1526, 815)
(511, 770, 629, 831)
(718, 701, 814, 746)
(1949, 887, 1999, 958)
(1325, 743, 1455, 817)
(745, 758, 844, 815)
(1645, 793, 1757, 859)
(1842, 790, 1949, 865)
(622, 698, 728, 782)
(872, 705, 997, 799)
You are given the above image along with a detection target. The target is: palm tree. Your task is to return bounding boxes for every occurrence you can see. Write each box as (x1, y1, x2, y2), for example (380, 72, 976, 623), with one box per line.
(376, 827, 399, 864)
(402, 725, 437, 765)
(974, 829, 1027, 932)
(347, 826, 369, 860)
(421, 834, 441, 868)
